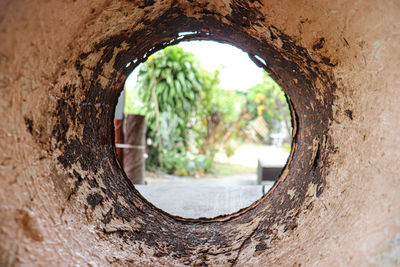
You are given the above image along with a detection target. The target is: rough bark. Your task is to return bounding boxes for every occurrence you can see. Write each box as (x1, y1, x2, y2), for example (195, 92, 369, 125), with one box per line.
(0, 0, 399, 266)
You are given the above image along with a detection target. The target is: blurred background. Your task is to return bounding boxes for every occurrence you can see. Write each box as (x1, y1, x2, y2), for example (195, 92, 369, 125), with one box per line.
(114, 40, 293, 218)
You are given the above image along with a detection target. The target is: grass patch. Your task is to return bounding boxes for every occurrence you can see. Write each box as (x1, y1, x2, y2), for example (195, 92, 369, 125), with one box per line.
(212, 162, 256, 176)
(282, 143, 292, 153)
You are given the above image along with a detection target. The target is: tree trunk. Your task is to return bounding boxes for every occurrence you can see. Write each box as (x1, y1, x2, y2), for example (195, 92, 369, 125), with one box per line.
(114, 118, 124, 165)
(123, 114, 146, 184)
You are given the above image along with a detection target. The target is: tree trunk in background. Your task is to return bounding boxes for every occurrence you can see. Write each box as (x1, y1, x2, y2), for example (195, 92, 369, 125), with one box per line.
(123, 115, 146, 184)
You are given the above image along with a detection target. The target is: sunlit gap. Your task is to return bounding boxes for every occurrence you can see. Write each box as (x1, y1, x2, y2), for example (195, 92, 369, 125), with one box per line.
(114, 40, 292, 219)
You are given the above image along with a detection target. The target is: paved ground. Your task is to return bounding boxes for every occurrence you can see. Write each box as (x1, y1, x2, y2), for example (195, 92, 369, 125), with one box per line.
(137, 174, 274, 218)
(135, 145, 288, 219)
(136, 185, 266, 218)
(145, 172, 258, 186)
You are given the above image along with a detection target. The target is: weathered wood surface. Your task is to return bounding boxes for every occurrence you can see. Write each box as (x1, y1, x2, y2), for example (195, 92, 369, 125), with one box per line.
(0, 0, 399, 266)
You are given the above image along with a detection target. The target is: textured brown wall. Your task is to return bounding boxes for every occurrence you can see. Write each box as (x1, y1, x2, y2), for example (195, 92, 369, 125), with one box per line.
(0, 0, 399, 266)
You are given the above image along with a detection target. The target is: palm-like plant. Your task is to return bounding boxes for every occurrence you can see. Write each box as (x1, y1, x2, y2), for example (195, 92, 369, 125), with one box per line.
(133, 46, 208, 172)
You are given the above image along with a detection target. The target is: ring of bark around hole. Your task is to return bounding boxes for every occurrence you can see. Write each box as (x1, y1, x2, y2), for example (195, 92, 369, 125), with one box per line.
(37, 1, 337, 264)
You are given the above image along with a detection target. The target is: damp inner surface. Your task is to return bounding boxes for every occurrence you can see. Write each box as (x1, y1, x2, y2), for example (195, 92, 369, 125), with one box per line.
(23, 1, 337, 265)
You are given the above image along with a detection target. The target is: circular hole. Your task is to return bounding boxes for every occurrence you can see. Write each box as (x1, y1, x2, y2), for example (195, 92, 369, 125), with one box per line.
(50, 5, 334, 263)
(114, 40, 294, 219)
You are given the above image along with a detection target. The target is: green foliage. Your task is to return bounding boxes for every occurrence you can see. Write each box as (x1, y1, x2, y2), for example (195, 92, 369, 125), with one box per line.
(245, 71, 291, 141)
(211, 89, 244, 122)
(124, 45, 291, 176)
(224, 141, 237, 160)
(195, 88, 245, 157)
(127, 46, 218, 175)
(136, 46, 203, 138)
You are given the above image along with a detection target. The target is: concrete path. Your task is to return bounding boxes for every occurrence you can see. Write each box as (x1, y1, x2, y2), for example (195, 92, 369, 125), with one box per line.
(136, 174, 274, 218)
(135, 145, 286, 219)
(136, 185, 265, 218)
